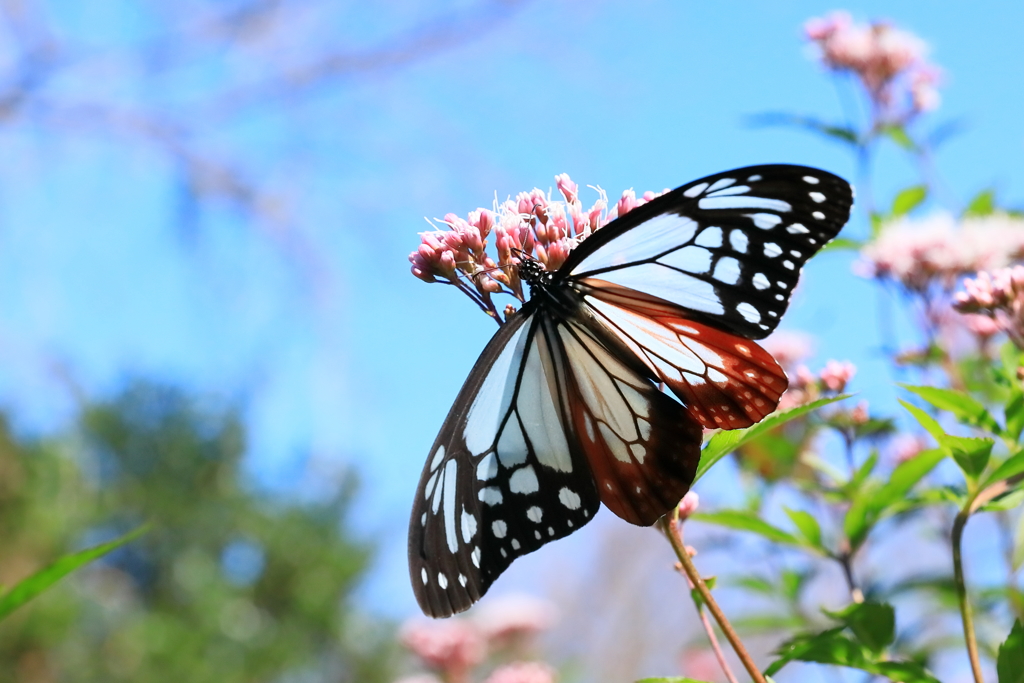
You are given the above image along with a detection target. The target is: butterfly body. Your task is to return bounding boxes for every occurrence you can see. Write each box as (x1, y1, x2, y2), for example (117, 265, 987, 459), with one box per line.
(410, 165, 853, 617)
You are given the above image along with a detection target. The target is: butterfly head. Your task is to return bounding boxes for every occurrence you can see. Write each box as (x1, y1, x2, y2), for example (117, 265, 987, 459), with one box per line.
(514, 251, 553, 290)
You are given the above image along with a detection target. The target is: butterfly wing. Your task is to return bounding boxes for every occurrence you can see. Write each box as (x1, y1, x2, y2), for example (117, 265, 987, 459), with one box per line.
(560, 164, 854, 340)
(409, 309, 600, 618)
(410, 305, 703, 617)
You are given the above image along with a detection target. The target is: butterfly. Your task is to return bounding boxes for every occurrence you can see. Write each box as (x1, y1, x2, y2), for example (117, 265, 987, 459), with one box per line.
(409, 164, 853, 617)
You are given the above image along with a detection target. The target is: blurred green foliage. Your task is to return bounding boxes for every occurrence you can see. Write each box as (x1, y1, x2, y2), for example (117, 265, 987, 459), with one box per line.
(0, 382, 397, 683)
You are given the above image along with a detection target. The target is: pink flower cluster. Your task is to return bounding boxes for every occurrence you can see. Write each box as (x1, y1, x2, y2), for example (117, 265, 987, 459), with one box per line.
(397, 595, 558, 683)
(805, 11, 940, 122)
(410, 175, 664, 322)
(779, 359, 857, 411)
(859, 213, 1024, 291)
(954, 266, 1024, 348)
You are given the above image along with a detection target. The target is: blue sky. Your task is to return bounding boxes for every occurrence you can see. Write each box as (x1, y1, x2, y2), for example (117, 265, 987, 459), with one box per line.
(1, 0, 1023, 626)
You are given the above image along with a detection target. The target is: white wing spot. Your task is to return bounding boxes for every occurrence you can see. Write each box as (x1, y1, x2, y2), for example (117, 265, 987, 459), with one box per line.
(492, 520, 508, 538)
(637, 418, 652, 440)
(707, 368, 728, 383)
(535, 530, 542, 540)
(695, 227, 723, 247)
(787, 223, 809, 234)
(753, 273, 770, 290)
(421, 512, 426, 526)
(546, 527, 554, 536)
(429, 445, 446, 471)
(438, 573, 448, 589)
(459, 574, 467, 587)
(809, 192, 826, 203)
(713, 257, 741, 285)
(476, 453, 498, 481)
(558, 487, 582, 510)
(700, 197, 792, 212)
(790, 250, 803, 257)
(660, 245, 712, 274)
(501, 548, 507, 558)
(442, 460, 459, 553)
(478, 486, 503, 506)
(684, 182, 709, 198)
(707, 177, 736, 192)
(583, 413, 595, 440)
(736, 344, 751, 356)
(471, 547, 481, 568)
(527, 506, 544, 523)
(783, 260, 795, 270)
(424, 471, 439, 500)
(763, 243, 782, 258)
(803, 175, 820, 184)
(567, 520, 574, 528)
(509, 465, 540, 494)
(461, 509, 478, 543)
(630, 443, 646, 461)
(813, 211, 825, 220)
(421, 568, 428, 584)
(707, 185, 750, 197)
(775, 294, 785, 301)
(737, 302, 761, 323)
(511, 539, 521, 550)
(747, 174, 762, 182)
(777, 281, 789, 289)
(729, 230, 749, 253)
(747, 213, 782, 229)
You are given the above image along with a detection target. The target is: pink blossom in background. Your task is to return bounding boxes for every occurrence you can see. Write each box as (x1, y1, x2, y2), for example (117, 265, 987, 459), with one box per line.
(859, 213, 1024, 291)
(890, 434, 931, 464)
(473, 594, 558, 645)
(392, 676, 443, 683)
(761, 330, 814, 372)
(954, 265, 1024, 348)
(482, 662, 557, 683)
(677, 491, 700, 520)
(680, 648, 726, 682)
(819, 360, 856, 392)
(400, 619, 487, 678)
(804, 10, 940, 122)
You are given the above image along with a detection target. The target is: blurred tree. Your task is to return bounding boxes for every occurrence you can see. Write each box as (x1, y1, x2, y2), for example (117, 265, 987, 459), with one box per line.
(0, 382, 397, 683)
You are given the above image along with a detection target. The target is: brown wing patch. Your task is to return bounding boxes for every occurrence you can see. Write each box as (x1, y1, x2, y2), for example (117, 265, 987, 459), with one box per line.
(581, 279, 788, 430)
(556, 322, 702, 526)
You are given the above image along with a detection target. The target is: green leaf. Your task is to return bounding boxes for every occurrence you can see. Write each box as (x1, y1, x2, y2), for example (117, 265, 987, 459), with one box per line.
(0, 525, 149, 621)
(985, 450, 1024, 488)
(870, 212, 884, 237)
(964, 189, 996, 218)
(1006, 390, 1024, 442)
(784, 507, 824, 548)
(997, 619, 1024, 683)
(898, 399, 945, 442)
(747, 112, 860, 145)
(825, 601, 895, 654)
(978, 487, 1024, 512)
(696, 395, 850, 482)
(849, 451, 879, 491)
(891, 185, 927, 217)
(881, 124, 918, 151)
(941, 435, 994, 479)
(690, 510, 802, 547)
(819, 237, 865, 254)
(766, 628, 941, 682)
(901, 384, 1002, 435)
(844, 449, 946, 549)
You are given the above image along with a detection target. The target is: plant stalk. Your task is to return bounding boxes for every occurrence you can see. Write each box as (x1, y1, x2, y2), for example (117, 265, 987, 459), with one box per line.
(952, 510, 985, 683)
(660, 517, 767, 683)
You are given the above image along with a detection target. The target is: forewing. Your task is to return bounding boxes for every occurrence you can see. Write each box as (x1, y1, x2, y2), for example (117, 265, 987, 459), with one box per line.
(556, 318, 703, 526)
(561, 164, 853, 340)
(581, 282, 787, 430)
(409, 311, 600, 618)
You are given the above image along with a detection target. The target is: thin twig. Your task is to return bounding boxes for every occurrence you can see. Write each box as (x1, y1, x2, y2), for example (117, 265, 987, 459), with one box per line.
(952, 510, 985, 683)
(696, 603, 741, 683)
(660, 517, 767, 683)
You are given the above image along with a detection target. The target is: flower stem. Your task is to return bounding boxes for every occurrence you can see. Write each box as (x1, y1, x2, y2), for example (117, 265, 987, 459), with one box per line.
(952, 510, 985, 683)
(660, 517, 767, 683)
